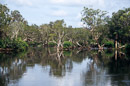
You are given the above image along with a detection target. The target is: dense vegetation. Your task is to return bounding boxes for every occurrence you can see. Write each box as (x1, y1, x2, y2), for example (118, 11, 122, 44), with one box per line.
(0, 3, 130, 52)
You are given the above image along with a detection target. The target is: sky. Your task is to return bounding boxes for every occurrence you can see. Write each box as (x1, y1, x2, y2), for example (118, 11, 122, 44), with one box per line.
(0, 0, 130, 27)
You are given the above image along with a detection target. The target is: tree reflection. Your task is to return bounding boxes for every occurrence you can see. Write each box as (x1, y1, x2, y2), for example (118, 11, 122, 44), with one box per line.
(0, 47, 89, 85)
(0, 52, 27, 86)
(0, 48, 130, 86)
(81, 49, 130, 86)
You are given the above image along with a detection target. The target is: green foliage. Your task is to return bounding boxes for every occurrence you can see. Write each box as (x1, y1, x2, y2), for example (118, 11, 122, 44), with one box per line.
(81, 7, 108, 29)
(81, 7, 109, 46)
(104, 41, 114, 48)
(0, 4, 11, 28)
(63, 51, 72, 56)
(63, 41, 73, 49)
(13, 38, 28, 51)
(48, 42, 57, 47)
(108, 8, 130, 44)
(0, 38, 28, 52)
(0, 2, 130, 51)
(0, 38, 12, 48)
(11, 10, 24, 22)
(0, 4, 11, 39)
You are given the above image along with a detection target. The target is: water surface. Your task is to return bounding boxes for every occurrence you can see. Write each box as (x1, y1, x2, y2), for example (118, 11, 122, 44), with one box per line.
(0, 47, 130, 86)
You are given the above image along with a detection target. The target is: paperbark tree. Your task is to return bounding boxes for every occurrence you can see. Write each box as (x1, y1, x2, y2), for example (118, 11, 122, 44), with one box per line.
(81, 7, 108, 49)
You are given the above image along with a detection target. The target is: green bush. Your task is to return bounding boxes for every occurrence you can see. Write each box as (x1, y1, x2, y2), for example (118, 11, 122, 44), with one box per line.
(13, 38, 28, 51)
(63, 41, 73, 49)
(0, 38, 28, 52)
(104, 41, 114, 48)
(48, 42, 57, 47)
(0, 38, 12, 48)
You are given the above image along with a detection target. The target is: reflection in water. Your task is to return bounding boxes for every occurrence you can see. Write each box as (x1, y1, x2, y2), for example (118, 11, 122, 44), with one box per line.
(0, 47, 130, 86)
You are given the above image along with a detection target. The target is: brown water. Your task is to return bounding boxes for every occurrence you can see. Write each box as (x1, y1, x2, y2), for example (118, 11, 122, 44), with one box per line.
(0, 47, 130, 86)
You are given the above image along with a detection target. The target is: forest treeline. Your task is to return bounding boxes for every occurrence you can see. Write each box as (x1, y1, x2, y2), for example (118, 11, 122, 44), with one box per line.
(0, 3, 130, 52)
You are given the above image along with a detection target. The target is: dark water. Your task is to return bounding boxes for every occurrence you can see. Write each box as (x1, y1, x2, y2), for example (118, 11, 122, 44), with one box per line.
(0, 47, 130, 86)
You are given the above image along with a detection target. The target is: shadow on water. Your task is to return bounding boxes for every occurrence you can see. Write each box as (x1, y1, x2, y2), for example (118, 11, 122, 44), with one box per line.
(82, 49, 130, 86)
(0, 47, 130, 86)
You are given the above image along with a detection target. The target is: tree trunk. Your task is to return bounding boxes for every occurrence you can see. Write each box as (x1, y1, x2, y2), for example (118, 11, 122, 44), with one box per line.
(115, 34, 118, 49)
(115, 50, 117, 60)
(57, 32, 64, 52)
(76, 41, 82, 47)
(57, 39, 63, 52)
(115, 40, 118, 49)
(98, 44, 104, 50)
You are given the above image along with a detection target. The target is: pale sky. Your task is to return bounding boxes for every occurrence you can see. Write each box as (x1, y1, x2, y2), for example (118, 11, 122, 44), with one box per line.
(1, 0, 130, 27)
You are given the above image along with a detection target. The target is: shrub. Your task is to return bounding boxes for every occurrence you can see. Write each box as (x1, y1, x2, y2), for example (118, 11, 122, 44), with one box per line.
(0, 38, 12, 48)
(48, 42, 57, 47)
(0, 38, 28, 51)
(13, 38, 28, 51)
(63, 41, 73, 49)
(104, 41, 114, 48)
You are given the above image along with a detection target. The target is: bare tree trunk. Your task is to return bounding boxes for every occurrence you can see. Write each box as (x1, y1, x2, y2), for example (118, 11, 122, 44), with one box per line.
(115, 34, 118, 49)
(98, 44, 104, 50)
(115, 50, 117, 60)
(76, 41, 82, 47)
(57, 32, 64, 52)
(115, 40, 118, 49)
(57, 51, 64, 66)
(57, 39, 62, 52)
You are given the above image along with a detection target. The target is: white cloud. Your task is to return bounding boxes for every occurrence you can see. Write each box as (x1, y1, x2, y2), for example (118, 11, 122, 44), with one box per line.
(50, 0, 83, 6)
(50, 0, 105, 7)
(2, 0, 130, 27)
(5, 0, 33, 6)
(52, 10, 68, 17)
(50, 0, 65, 3)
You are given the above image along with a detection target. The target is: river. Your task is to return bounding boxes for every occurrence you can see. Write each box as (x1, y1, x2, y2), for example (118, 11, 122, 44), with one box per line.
(0, 47, 130, 86)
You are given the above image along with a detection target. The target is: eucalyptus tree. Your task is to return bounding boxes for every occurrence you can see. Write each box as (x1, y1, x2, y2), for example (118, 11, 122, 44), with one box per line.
(11, 10, 24, 22)
(108, 8, 130, 48)
(72, 28, 90, 47)
(0, 4, 11, 38)
(81, 7, 108, 30)
(81, 7, 109, 49)
(64, 27, 74, 42)
(51, 20, 67, 52)
(40, 24, 52, 45)
(7, 10, 26, 40)
(8, 22, 25, 39)
(23, 24, 41, 42)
